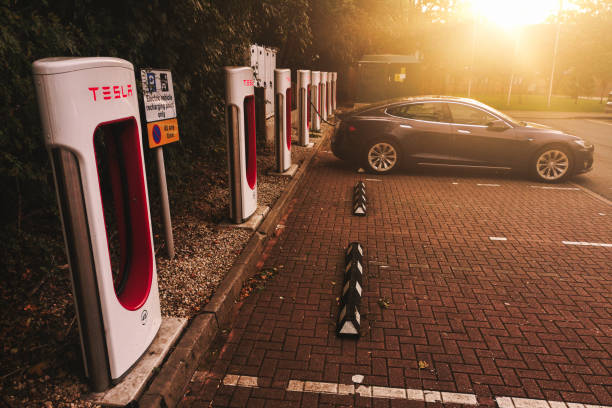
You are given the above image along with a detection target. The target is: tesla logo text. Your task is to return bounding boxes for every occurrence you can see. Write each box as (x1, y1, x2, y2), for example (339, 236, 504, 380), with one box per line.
(243, 79, 254, 86)
(88, 84, 133, 101)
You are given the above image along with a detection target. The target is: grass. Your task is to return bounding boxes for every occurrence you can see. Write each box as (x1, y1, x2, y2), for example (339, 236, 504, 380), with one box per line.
(456, 94, 607, 112)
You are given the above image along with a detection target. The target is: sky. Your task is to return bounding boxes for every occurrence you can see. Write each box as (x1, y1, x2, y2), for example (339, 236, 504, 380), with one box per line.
(467, 0, 563, 27)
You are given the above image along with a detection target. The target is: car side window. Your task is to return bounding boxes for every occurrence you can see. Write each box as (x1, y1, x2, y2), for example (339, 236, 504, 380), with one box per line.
(448, 103, 497, 126)
(387, 103, 448, 123)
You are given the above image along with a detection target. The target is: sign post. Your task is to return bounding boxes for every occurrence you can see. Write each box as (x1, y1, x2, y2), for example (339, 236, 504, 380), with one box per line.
(140, 68, 179, 259)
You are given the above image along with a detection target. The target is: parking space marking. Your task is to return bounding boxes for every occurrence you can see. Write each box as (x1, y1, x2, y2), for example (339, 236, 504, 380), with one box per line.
(452, 182, 459, 185)
(489, 237, 508, 241)
(283, 379, 478, 404)
(365, 178, 382, 182)
(477, 183, 501, 187)
(496, 395, 612, 408)
(562, 241, 612, 247)
(223, 373, 612, 407)
(222, 374, 259, 388)
(529, 185, 580, 190)
(587, 119, 612, 127)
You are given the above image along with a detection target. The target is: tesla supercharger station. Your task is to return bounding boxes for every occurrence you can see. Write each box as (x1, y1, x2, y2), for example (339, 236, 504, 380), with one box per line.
(225, 67, 258, 223)
(320, 71, 328, 122)
(274, 68, 292, 173)
(32, 57, 161, 391)
(311, 71, 321, 132)
(297, 70, 311, 146)
(332, 72, 338, 113)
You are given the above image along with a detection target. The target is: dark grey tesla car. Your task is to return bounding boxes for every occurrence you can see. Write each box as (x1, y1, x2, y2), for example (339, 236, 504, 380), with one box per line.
(331, 96, 594, 182)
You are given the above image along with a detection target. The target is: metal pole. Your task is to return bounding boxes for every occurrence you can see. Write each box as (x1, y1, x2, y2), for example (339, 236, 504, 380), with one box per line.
(547, 0, 563, 108)
(507, 31, 521, 106)
(155, 147, 174, 259)
(467, 16, 477, 97)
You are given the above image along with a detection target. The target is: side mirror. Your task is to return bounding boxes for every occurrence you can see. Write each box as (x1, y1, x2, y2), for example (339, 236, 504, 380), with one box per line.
(487, 120, 510, 131)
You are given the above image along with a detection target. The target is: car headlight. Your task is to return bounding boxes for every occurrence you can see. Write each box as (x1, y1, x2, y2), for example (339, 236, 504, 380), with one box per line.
(573, 139, 591, 148)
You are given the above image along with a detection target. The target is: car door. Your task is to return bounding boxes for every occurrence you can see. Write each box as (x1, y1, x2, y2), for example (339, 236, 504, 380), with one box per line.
(448, 102, 519, 167)
(385, 102, 454, 163)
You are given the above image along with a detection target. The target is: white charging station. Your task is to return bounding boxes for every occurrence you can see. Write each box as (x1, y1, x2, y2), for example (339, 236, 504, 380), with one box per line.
(32, 57, 161, 391)
(332, 72, 338, 113)
(311, 71, 321, 132)
(224, 67, 258, 223)
(297, 70, 311, 146)
(274, 68, 292, 173)
(320, 72, 328, 121)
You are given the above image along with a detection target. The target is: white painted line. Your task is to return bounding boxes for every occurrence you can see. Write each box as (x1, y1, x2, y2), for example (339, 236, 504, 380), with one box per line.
(287, 380, 304, 392)
(281, 379, 474, 404)
(513, 397, 551, 408)
(338, 383, 355, 395)
(425, 390, 442, 402)
(222, 374, 258, 388)
(355, 385, 372, 397)
(372, 386, 406, 399)
(489, 237, 508, 241)
(496, 396, 612, 408)
(562, 241, 612, 247)
(496, 396, 515, 408)
(237, 375, 259, 388)
(405, 388, 425, 401)
(477, 183, 501, 187)
(365, 178, 382, 182)
(530, 185, 580, 190)
(304, 381, 337, 394)
(222, 374, 239, 386)
(452, 182, 459, 185)
(587, 119, 612, 127)
(443, 392, 479, 405)
(599, 213, 606, 216)
(225, 375, 612, 408)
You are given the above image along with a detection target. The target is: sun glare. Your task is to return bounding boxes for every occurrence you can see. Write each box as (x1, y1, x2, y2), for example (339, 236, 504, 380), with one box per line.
(468, 0, 561, 28)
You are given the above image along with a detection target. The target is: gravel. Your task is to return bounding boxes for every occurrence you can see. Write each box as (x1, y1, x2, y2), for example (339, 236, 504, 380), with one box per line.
(0, 121, 332, 407)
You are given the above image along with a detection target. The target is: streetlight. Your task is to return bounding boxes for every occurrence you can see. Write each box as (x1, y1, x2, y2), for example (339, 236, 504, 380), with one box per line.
(506, 29, 521, 106)
(547, 0, 563, 108)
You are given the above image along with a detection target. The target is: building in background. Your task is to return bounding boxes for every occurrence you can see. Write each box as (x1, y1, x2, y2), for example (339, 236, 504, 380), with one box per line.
(353, 54, 422, 102)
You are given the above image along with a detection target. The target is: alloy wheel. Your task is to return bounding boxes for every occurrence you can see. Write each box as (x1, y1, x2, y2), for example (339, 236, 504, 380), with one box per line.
(367, 142, 398, 172)
(536, 149, 569, 181)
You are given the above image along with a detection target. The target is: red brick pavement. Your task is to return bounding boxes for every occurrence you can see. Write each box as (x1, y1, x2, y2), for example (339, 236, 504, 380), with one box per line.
(180, 151, 612, 407)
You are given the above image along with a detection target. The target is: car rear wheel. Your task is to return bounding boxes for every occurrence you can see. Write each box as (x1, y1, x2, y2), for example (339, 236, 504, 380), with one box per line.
(365, 139, 400, 173)
(532, 146, 573, 182)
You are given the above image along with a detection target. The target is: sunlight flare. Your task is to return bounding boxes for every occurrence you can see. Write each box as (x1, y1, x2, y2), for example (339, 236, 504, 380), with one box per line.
(467, 0, 561, 28)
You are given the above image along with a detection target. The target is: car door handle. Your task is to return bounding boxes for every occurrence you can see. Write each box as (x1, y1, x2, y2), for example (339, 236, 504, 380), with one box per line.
(457, 129, 471, 134)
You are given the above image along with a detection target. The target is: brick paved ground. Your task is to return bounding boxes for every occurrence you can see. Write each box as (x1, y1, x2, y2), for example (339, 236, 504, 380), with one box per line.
(180, 146, 612, 407)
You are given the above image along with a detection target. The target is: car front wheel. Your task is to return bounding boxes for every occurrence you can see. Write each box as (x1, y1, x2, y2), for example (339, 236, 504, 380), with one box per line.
(365, 139, 400, 173)
(532, 146, 573, 182)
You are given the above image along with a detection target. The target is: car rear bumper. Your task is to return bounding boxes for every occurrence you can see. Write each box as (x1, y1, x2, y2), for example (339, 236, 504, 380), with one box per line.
(331, 122, 349, 160)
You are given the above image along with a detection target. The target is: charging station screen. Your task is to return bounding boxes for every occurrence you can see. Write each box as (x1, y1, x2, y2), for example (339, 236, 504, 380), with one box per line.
(94, 118, 153, 311)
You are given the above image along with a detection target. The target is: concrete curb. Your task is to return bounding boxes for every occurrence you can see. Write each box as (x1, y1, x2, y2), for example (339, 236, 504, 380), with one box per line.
(138, 129, 327, 408)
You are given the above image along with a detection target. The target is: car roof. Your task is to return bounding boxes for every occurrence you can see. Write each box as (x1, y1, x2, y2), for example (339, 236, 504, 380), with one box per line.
(352, 96, 481, 115)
